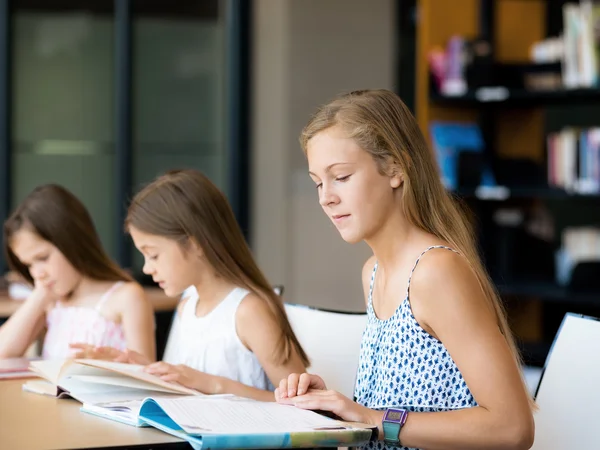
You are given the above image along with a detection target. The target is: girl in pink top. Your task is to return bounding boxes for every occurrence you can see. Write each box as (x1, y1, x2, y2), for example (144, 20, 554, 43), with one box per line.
(0, 184, 156, 361)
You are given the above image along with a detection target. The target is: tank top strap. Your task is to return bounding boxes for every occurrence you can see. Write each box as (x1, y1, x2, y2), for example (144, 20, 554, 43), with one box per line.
(406, 245, 461, 299)
(221, 287, 250, 314)
(180, 289, 200, 318)
(367, 261, 379, 309)
(95, 281, 125, 312)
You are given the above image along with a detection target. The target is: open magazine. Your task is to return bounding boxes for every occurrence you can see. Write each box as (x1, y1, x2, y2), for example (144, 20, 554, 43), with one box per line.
(83, 394, 377, 449)
(23, 358, 200, 405)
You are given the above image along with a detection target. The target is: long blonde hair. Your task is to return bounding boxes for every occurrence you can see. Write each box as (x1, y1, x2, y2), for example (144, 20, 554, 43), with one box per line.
(300, 89, 534, 408)
(126, 169, 309, 368)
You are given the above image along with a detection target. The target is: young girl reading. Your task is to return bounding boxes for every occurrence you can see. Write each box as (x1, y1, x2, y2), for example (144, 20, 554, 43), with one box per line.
(276, 90, 535, 450)
(117, 169, 309, 402)
(0, 184, 155, 361)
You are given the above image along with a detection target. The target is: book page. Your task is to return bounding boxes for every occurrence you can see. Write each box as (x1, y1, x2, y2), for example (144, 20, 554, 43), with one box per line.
(81, 402, 143, 427)
(29, 359, 71, 384)
(30, 359, 120, 384)
(81, 394, 184, 427)
(75, 359, 200, 396)
(71, 374, 190, 395)
(58, 377, 174, 405)
(150, 396, 345, 434)
(22, 379, 58, 397)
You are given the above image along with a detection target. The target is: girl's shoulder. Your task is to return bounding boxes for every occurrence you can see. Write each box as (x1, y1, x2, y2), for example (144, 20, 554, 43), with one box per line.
(109, 281, 146, 301)
(236, 291, 269, 320)
(409, 245, 473, 287)
(100, 281, 149, 315)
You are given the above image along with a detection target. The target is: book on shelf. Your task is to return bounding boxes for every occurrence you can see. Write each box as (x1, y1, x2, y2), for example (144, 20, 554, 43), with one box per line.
(430, 121, 496, 191)
(23, 358, 199, 405)
(556, 227, 600, 287)
(82, 394, 377, 449)
(562, 1, 600, 89)
(547, 127, 600, 194)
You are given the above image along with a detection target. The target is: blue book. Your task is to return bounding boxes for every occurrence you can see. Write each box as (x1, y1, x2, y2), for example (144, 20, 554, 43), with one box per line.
(82, 395, 376, 449)
(429, 121, 487, 190)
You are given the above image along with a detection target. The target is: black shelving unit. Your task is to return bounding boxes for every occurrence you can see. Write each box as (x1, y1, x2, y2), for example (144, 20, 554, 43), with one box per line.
(417, 0, 600, 367)
(431, 88, 600, 108)
(498, 281, 600, 306)
(453, 186, 600, 200)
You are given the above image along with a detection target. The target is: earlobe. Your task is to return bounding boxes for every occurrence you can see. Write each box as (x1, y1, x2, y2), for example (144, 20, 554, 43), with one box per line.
(390, 174, 403, 189)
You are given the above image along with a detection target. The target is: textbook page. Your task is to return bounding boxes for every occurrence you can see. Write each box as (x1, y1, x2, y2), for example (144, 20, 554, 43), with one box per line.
(30, 359, 121, 385)
(81, 395, 180, 427)
(82, 401, 145, 427)
(70, 375, 190, 395)
(59, 377, 182, 405)
(75, 359, 200, 395)
(149, 396, 345, 434)
(28, 359, 200, 396)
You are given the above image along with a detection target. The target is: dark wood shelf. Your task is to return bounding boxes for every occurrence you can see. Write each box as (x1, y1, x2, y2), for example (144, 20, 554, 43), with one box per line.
(452, 186, 600, 200)
(497, 280, 600, 306)
(430, 87, 600, 108)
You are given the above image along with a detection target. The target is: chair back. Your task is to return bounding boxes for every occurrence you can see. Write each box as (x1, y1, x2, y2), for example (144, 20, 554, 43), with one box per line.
(531, 313, 600, 449)
(284, 303, 367, 398)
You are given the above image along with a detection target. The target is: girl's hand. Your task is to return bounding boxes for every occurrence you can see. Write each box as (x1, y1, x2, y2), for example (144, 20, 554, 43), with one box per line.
(113, 348, 152, 365)
(278, 388, 383, 430)
(69, 344, 123, 360)
(144, 362, 221, 394)
(275, 373, 383, 430)
(29, 282, 55, 307)
(275, 372, 327, 400)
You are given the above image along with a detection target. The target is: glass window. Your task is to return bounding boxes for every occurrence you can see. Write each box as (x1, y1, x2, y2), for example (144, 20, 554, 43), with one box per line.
(130, 0, 226, 276)
(11, 1, 116, 255)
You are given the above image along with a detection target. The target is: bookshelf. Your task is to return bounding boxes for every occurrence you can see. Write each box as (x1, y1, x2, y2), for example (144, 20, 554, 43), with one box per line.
(454, 186, 600, 200)
(498, 280, 600, 306)
(431, 87, 600, 107)
(416, 0, 600, 366)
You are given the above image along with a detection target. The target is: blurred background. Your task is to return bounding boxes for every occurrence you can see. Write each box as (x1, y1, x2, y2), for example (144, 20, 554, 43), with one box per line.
(1, 0, 600, 370)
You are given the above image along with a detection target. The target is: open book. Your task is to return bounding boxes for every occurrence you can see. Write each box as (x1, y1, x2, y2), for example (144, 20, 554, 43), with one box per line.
(83, 395, 376, 449)
(23, 359, 200, 405)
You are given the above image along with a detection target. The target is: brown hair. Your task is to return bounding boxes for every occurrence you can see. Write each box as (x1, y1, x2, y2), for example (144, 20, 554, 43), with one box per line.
(301, 89, 534, 408)
(126, 169, 310, 367)
(4, 184, 132, 285)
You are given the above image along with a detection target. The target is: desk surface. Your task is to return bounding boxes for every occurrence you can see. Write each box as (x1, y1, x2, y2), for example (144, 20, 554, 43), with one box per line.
(0, 379, 189, 450)
(0, 287, 178, 318)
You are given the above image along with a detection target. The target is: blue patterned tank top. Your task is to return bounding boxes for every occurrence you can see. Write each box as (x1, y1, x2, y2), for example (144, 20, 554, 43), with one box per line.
(354, 246, 477, 450)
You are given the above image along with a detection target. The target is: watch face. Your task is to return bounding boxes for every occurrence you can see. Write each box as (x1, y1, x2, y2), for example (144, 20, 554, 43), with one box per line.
(384, 409, 403, 421)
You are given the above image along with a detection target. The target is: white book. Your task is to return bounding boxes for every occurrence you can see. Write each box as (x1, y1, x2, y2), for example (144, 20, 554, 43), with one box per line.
(23, 358, 200, 405)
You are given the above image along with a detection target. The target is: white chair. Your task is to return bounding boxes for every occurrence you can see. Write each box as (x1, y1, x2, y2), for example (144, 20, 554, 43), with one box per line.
(284, 303, 367, 399)
(522, 365, 543, 397)
(531, 313, 600, 450)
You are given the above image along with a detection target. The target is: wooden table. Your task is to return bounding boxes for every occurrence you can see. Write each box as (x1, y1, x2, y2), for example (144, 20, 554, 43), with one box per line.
(0, 287, 179, 318)
(0, 379, 189, 449)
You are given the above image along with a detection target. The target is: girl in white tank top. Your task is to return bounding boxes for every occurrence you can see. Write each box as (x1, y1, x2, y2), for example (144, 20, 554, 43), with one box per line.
(164, 286, 272, 391)
(119, 169, 309, 402)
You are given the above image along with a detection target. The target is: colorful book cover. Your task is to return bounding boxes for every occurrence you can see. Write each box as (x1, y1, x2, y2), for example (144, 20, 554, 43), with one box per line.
(429, 121, 486, 190)
(86, 395, 377, 450)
